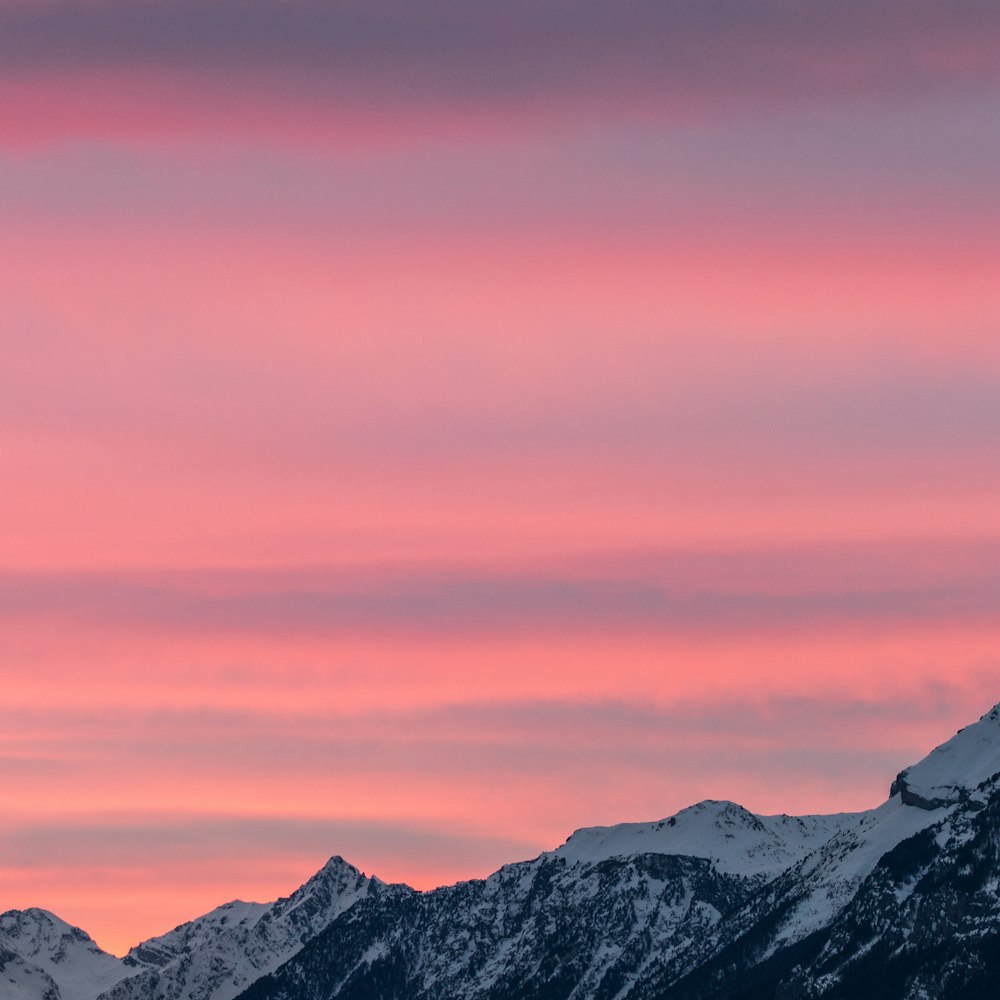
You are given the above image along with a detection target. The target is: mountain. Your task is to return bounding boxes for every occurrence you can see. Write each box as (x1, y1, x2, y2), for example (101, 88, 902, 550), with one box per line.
(7, 701, 1000, 1000)
(891, 702, 1000, 809)
(230, 796, 947, 1000)
(552, 799, 861, 877)
(0, 908, 136, 1000)
(234, 701, 1000, 1000)
(98, 857, 389, 1000)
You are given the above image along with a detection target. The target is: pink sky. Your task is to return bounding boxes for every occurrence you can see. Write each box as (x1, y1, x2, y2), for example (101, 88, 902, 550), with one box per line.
(2, 0, 999, 956)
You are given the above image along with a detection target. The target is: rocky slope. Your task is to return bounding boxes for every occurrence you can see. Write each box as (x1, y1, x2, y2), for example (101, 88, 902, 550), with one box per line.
(0, 908, 137, 1000)
(99, 857, 385, 1000)
(234, 702, 1000, 1000)
(7, 701, 1000, 1000)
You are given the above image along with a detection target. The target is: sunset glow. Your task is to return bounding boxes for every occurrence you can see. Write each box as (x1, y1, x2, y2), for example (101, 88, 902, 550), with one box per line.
(2, 0, 999, 957)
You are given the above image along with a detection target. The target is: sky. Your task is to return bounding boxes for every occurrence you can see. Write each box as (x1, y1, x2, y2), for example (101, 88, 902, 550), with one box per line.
(2, 0, 999, 957)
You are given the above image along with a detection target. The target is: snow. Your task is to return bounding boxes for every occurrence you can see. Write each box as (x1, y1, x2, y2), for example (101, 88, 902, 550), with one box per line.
(0, 909, 137, 1000)
(895, 703, 1000, 806)
(768, 794, 950, 949)
(553, 799, 861, 877)
(8, 701, 1000, 1000)
(107, 855, 378, 1000)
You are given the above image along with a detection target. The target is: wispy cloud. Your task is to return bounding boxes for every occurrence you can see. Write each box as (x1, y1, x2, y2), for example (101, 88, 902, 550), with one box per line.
(1, 538, 998, 638)
(2, 0, 997, 960)
(3, 1, 998, 143)
(0, 812, 539, 880)
(0, 680, 989, 805)
(2, 678, 992, 950)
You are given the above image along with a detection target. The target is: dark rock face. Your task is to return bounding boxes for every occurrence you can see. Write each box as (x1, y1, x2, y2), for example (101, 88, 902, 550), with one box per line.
(789, 781, 1000, 1000)
(234, 775, 1000, 1000)
(237, 854, 759, 1000)
(98, 858, 386, 1000)
(889, 767, 963, 811)
(613, 779, 1000, 1000)
(15, 702, 1000, 1000)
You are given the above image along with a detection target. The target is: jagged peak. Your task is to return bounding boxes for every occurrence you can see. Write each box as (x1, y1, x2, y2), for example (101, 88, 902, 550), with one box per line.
(2, 906, 71, 926)
(316, 855, 362, 876)
(289, 855, 375, 898)
(0, 907, 96, 945)
(0, 907, 130, 1000)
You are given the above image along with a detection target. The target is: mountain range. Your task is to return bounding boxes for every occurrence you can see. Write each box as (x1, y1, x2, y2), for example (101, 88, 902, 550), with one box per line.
(5, 701, 1000, 1000)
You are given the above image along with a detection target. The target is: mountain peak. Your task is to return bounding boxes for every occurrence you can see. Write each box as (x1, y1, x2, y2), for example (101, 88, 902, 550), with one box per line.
(317, 855, 360, 876)
(114, 856, 385, 1000)
(162, 697, 1000, 1000)
(0, 908, 131, 1000)
(293, 855, 377, 897)
(0, 907, 94, 952)
(890, 701, 1000, 810)
(553, 798, 856, 877)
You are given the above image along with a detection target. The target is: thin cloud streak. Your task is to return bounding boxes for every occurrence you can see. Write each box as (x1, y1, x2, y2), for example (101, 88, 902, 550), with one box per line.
(0, 814, 540, 879)
(0, 684, 984, 764)
(0, 684, 991, 921)
(2, 1, 997, 92)
(5, 326, 1000, 460)
(5, 97, 999, 230)
(3, 681, 994, 952)
(2, 1, 999, 143)
(1, 539, 998, 638)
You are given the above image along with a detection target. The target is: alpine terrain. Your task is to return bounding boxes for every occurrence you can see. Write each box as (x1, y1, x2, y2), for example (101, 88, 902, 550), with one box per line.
(6, 702, 1000, 1000)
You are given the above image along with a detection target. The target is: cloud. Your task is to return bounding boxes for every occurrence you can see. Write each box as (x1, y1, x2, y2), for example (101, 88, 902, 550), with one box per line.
(1, 538, 999, 638)
(0, 812, 540, 879)
(2, 1, 998, 142)
(3, 96, 997, 226)
(0, 679, 988, 790)
(2, 681, 992, 949)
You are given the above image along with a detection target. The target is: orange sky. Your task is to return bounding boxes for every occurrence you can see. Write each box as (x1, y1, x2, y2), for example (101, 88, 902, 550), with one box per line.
(2, 0, 999, 956)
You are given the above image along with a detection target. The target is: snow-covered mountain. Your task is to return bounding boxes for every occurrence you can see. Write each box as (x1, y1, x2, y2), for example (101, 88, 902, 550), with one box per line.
(890, 702, 1000, 809)
(98, 857, 388, 1000)
(0, 908, 136, 1000)
(237, 700, 1000, 1000)
(8, 700, 1000, 1000)
(552, 799, 860, 877)
(0, 859, 392, 1000)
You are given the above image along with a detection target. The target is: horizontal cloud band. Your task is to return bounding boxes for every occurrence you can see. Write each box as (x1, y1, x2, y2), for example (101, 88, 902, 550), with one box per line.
(3, 0, 999, 144)
(2, 540, 999, 637)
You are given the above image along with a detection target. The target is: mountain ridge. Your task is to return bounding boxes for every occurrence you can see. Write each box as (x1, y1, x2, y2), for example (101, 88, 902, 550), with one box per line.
(4, 700, 1000, 1000)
